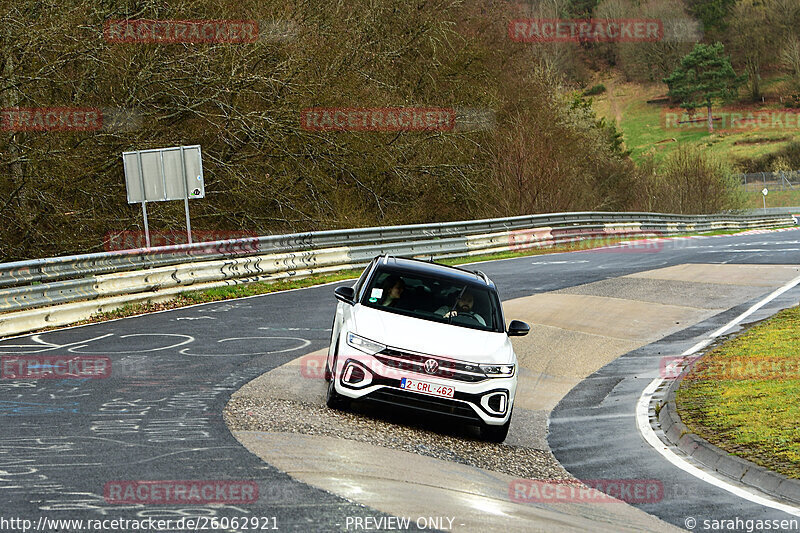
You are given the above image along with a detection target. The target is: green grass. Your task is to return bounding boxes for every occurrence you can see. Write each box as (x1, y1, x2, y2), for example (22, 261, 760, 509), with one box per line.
(592, 77, 800, 165)
(676, 306, 800, 478)
(621, 99, 800, 164)
(743, 190, 800, 209)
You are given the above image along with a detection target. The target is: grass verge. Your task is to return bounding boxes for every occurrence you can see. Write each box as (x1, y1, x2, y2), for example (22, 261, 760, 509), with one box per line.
(744, 190, 800, 210)
(676, 306, 800, 479)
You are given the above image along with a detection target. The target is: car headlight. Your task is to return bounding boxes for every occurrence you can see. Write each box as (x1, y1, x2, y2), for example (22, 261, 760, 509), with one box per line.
(480, 364, 515, 377)
(346, 332, 386, 355)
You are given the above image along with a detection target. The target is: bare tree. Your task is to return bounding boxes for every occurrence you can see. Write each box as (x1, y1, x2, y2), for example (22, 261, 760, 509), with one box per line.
(727, 0, 785, 101)
(781, 36, 800, 91)
(617, 0, 699, 82)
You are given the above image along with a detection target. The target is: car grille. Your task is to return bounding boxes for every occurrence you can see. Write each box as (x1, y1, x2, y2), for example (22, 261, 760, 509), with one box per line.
(373, 348, 487, 382)
(366, 389, 480, 421)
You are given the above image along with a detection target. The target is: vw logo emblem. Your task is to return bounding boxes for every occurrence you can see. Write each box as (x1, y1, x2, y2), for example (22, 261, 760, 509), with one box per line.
(424, 359, 439, 374)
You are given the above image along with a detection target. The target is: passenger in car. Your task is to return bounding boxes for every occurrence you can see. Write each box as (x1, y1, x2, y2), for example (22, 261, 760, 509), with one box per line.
(436, 290, 486, 326)
(379, 275, 406, 308)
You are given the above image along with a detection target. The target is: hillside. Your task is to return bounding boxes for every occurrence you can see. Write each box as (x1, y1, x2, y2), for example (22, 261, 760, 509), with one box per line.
(592, 73, 800, 165)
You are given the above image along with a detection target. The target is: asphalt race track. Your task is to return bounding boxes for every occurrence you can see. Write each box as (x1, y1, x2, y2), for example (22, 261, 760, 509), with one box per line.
(548, 275, 800, 529)
(2, 228, 800, 532)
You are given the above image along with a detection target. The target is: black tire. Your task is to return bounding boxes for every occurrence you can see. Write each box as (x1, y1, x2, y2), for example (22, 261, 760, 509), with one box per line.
(324, 318, 335, 382)
(325, 343, 350, 410)
(481, 412, 512, 443)
(323, 359, 332, 382)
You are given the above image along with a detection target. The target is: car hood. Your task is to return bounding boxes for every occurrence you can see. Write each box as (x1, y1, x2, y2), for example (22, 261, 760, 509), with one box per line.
(351, 305, 514, 364)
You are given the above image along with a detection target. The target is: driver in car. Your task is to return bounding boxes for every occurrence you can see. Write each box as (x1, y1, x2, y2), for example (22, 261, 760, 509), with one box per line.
(436, 290, 486, 326)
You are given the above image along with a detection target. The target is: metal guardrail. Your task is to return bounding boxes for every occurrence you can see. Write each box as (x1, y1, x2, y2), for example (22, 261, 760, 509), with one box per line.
(0, 211, 787, 287)
(0, 211, 793, 317)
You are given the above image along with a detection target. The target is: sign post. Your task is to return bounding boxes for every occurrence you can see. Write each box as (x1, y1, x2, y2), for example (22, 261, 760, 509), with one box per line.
(122, 145, 204, 247)
(135, 151, 151, 247)
(179, 146, 192, 244)
(762, 187, 768, 214)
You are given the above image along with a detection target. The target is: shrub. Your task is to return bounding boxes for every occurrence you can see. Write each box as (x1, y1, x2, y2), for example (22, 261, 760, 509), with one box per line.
(736, 142, 800, 173)
(631, 146, 745, 213)
(583, 84, 607, 96)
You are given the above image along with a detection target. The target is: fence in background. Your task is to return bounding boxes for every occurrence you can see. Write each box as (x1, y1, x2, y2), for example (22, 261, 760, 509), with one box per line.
(739, 171, 800, 192)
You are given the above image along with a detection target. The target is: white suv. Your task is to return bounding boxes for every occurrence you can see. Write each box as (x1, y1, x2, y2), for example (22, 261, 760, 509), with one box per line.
(325, 255, 529, 442)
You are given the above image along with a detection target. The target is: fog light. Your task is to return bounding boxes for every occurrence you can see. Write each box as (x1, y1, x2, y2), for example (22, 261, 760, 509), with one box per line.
(344, 364, 365, 383)
(340, 359, 372, 388)
(481, 391, 508, 415)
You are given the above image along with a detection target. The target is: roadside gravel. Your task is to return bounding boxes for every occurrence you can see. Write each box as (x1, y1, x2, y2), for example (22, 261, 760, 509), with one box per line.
(224, 395, 571, 481)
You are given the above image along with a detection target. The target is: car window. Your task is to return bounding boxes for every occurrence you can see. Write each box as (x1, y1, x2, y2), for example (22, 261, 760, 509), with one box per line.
(352, 259, 375, 300)
(361, 268, 502, 332)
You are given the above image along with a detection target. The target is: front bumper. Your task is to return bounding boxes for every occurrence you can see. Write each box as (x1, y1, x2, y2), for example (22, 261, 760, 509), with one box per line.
(332, 350, 516, 425)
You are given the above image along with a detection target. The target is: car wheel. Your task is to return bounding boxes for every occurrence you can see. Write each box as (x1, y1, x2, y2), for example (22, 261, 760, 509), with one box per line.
(325, 342, 350, 410)
(480, 411, 512, 443)
(324, 318, 335, 382)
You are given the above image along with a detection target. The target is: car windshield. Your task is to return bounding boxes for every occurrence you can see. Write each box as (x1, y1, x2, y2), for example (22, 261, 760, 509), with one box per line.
(361, 268, 502, 332)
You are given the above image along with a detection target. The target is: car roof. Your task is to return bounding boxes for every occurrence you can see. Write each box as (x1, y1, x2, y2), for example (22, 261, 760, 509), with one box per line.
(374, 255, 496, 289)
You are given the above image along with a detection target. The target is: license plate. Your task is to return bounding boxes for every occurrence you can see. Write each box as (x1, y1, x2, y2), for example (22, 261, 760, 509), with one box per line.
(399, 377, 454, 399)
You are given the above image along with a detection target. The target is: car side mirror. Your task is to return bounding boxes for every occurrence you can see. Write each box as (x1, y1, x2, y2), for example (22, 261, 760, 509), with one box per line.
(507, 320, 530, 336)
(334, 286, 356, 304)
